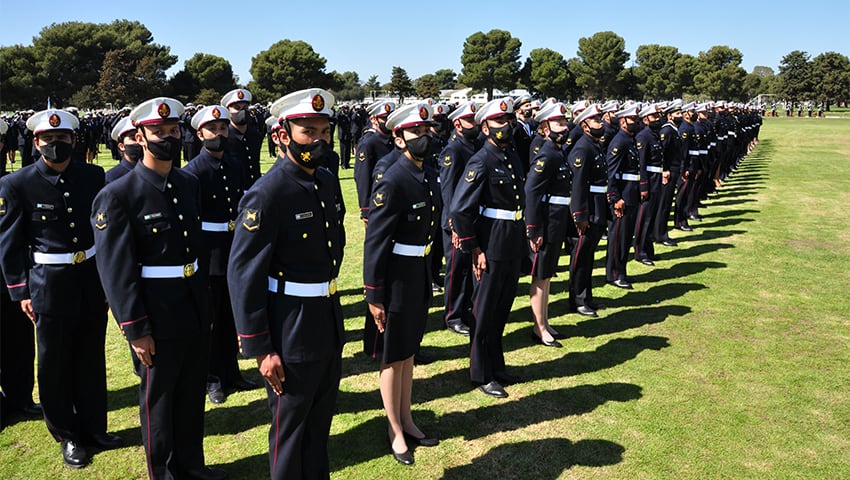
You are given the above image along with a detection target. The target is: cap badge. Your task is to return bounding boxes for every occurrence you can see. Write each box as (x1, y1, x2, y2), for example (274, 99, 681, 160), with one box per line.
(211, 108, 221, 119)
(48, 113, 61, 128)
(559, 105, 567, 114)
(499, 101, 508, 112)
(157, 103, 171, 118)
(383, 104, 392, 114)
(311, 94, 325, 112)
(470, 104, 477, 112)
(419, 107, 428, 120)
(237, 90, 245, 100)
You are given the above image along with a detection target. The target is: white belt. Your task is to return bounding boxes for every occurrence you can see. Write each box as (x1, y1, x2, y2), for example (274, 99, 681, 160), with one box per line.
(392, 242, 432, 257)
(33, 246, 96, 265)
(268, 277, 338, 297)
(589, 185, 607, 193)
(688, 150, 700, 156)
(481, 207, 523, 221)
(699, 150, 709, 155)
(710, 142, 717, 147)
(729, 131, 737, 137)
(646, 166, 663, 173)
(141, 259, 198, 278)
(544, 195, 571, 205)
(201, 220, 236, 232)
(615, 173, 640, 181)
(718, 135, 727, 141)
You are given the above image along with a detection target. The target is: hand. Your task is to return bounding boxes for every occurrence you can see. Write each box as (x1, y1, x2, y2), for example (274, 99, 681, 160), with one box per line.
(472, 248, 487, 281)
(682, 171, 690, 180)
(662, 171, 670, 185)
(576, 220, 589, 235)
(131, 335, 156, 368)
(640, 191, 649, 202)
(529, 236, 543, 253)
(613, 199, 625, 218)
(257, 353, 285, 395)
(451, 231, 461, 250)
(368, 302, 386, 333)
(20, 299, 35, 324)
(361, 217, 369, 227)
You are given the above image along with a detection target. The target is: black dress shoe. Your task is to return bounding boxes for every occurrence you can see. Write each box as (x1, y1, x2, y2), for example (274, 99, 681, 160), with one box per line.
(675, 224, 693, 232)
(207, 380, 226, 404)
(392, 449, 414, 465)
(659, 239, 678, 247)
(638, 258, 655, 266)
(609, 278, 633, 289)
(478, 381, 508, 398)
(186, 466, 228, 480)
(531, 332, 563, 348)
(494, 371, 523, 385)
(61, 439, 89, 468)
(576, 305, 598, 317)
(550, 331, 568, 340)
(403, 430, 439, 447)
(586, 301, 606, 311)
(448, 323, 470, 336)
(89, 432, 124, 450)
(228, 377, 260, 391)
(413, 352, 434, 365)
(20, 403, 43, 416)
(688, 214, 702, 221)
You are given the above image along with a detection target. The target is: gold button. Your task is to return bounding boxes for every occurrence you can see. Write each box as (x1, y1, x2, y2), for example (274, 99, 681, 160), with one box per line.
(511, 174, 515, 179)
(278, 272, 283, 277)
(416, 216, 421, 221)
(327, 241, 332, 248)
(59, 179, 64, 183)
(186, 247, 190, 252)
(183, 231, 188, 237)
(172, 198, 178, 204)
(41, 215, 46, 221)
(320, 201, 325, 208)
(64, 192, 70, 197)
(152, 228, 158, 233)
(302, 233, 308, 239)
(225, 187, 229, 192)
(213, 195, 217, 199)
(333, 259, 337, 266)
(227, 198, 231, 202)
(222, 175, 227, 180)
(228, 208, 233, 213)
(499, 180, 504, 184)
(67, 208, 73, 213)
(325, 222, 329, 228)
(515, 195, 520, 200)
(431, 206, 435, 211)
(314, 184, 318, 190)
(167, 183, 172, 189)
(72, 237, 78, 243)
(69, 222, 75, 228)
(178, 214, 184, 220)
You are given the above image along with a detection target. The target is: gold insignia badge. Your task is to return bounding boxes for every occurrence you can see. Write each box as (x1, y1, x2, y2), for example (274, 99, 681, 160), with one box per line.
(536, 160, 545, 167)
(301, 151, 311, 161)
(183, 263, 196, 277)
(443, 155, 452, 167)
(637, 142, 643, 149)
(157, 102, 171, 118)
(212, 107, 221, 119)
(227, 220, 236, 231)
(73, 251, 86, 264)
(312, 94, 325, 111)
(0, 197, 5, 216)
(495, 131, 503, 139)
(242, 208, 260, 231)
(95, 211, 107, 230)
(419, 107, 428, 120)
(613, 147, 619, 154)
(48, 113, 61, 127)
(359, 151, 366, 161)
(372, 191, 385, 208)
(573, 157, 583, 168)
(465, 169, 476, 183)
(237, 90, 245, 100)
(660, 133, 666, 141)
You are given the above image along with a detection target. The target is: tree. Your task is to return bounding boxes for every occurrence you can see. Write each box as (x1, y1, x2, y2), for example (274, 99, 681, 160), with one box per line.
(634, 44, 682, 100)
(459, 29, 522, 100)
(525, 48, 577, 100)
(811, 52, 850, 107)
(433, 69, 457, 90)
(414, 74, 441, 100)
(168, 53, 236, 103)
(364, 75, 381, 101)
(574, 31, 629, 99)
(98, 48, 170, 106)
(777, 50, 814, 104)
(330, 70, 365, 102)
(693, 46, 747, 100)
(389, 66, 414, 103)
(674, 53, 699, 98)
(0, 45, 44, 110)
(249, 39, 332, 103)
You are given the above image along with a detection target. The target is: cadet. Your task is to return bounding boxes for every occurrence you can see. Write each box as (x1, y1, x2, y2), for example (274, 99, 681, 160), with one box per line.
(91, 98, 225, 480)
(524, 102, 575, 347)
(106, 117, 142, 183)
(687, 103, 711, 223)
(222, 88, 263, 190)
(569, 104, 609, 317)
(354, 101, 395, 223)
(336, 104, 352, 169)
(183, 105, 257, 405)
(0, 109, 122, 468)
(512, 94, 534, 172)
(228, 88, 344, 480)
(450, 98, 526, 398)
(605, 103, 642, 289)
(675, 102, 698, 232)
(364, 103, 441, 466)
(653, 100, 683, 247)
(633, 103, 665, 266)
(564, 100, 590, 157)
(440, 101, 481, 336)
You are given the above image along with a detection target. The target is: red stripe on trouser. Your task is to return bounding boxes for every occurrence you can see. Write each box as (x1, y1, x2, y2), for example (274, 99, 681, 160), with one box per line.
(613, 217, 621, 280)
(145, 366, 154, 480)
(634, 207, 644, 257)
(273, 394, 281, 471)
(444, 247, 456, 324)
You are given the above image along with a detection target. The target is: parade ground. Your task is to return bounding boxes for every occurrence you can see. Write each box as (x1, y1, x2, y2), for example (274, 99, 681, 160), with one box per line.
(2, 114, 848, 479)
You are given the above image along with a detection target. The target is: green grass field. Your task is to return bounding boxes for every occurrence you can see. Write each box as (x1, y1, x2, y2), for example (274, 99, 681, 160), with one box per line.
(2, 115, 849, 479)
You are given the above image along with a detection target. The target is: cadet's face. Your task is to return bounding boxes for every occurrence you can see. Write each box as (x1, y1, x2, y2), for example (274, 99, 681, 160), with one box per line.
(643, 113, 660, 124)
(35, 130, 74, 146)
(122, 132, 139, 145)
(284, 117, 331, 146)
(620, 116, 637, 131)
(454, 117, 475, 133)
(670, 111, 683, 122)
(228, 102, 249, 114)
(395, 124, 432, 150)
(547, 117, 570, 134)
(517, 107, 533, 120)
(138, 123, 181, 142)
(197, 120, 229, 140)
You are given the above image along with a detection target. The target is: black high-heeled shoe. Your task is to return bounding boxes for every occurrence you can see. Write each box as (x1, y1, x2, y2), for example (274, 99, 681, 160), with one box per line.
(403, 430, 439, 447)
(531, 332, 562, 348)
(388, 434, 414, 465)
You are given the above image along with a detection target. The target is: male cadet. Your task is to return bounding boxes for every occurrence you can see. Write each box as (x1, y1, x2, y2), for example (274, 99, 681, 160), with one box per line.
(106, 117, 143, 183)
(569, 104, 609, 317)
(687, 102, 711, 223)
(440, 101, 481, 336)
(336, 104, 352, 169)
(451, 98, 526, 398)
(564, 100, 590, 158)
(228, 88, 344, 480)
(605, 103, 642, 289)
(524, 102, 575, 345)
(675, 102, 698, 232)
(653, 100, 683, 247)
(354, 101, 395, 223)
(512, 94, 534, 172)
(600, 100, 620, 152)
(180, 104, 201, 167)
(92, 97, 225, 480)
(633, 103, 665, 266)
(222, 88, 263, 190)
(0, 109, 122, 468)
(183, 105, 256, 405)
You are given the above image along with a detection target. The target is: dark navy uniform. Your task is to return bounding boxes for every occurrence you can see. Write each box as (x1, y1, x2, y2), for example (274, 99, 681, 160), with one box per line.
(605, 128, 640, 283)
(354, 130, 393, 220)
(105, 158, 135, 184)
(363, 157, 439, 363)
(183, 148, 245, 390)
(633, 124, 663, 262)
(0, 257, 36, 422)
(439, 132, 481, 332)
(525, 139, 576, 279)
(228, 156, 344, 480)
(225, 123, 263, 190)
(0, 160, 109, 444)
(451, 141, 526, 386)
(654, 120, 682, 243)
(512, 120, 533, 173)
(92, 162, 212, 479)
(676, 118, 697, 229)
(569, 133, 608, 308)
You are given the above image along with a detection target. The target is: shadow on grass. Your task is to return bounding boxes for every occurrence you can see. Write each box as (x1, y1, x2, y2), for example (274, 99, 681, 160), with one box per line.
(441, 437, 625, 480)
(705, 197, 757, 207)
(695, 217, 755, 229)
(703, 208, 759, 219)
(108, 382, 142, 412)
(560, 305, 691, 338)
(655, 242, 735, 261)
(204, 397, 269, 436)
(628, 261, 726, 283)
(210, 452, 267, 480)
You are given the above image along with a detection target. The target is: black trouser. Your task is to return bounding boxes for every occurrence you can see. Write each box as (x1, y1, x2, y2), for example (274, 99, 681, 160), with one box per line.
(570, 222, 604, 308)
(35, 306, 108, 442)
(0, 291, 35, 412)
(470, 257, 520, 385)
(431, 231, 444, 286)
(266, 356, 341, 480)
(442, 229, 473, 329)
(139, 335, 209, 480)
(634, 190, 661, 260)
(339, 141, 351, 169)
(675, 173, 692, 227)
(606, 204, 638, 282)
(653, 170, 680, 242)
(208, 276, 241, 386)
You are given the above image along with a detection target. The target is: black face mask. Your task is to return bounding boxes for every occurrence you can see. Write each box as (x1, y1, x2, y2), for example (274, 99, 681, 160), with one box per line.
(648, 119, 663, 132)
(203, 135, 227, 152)
(404, 135, 432, 159)
(547, 130, 569, 145)
(690, 113, 698, 122)
(588, 125, 606, 140)
(145, 136, 182, 162)
(461, 125, 480, 142)
(378, 120, 392, 135)
(123, 143, 143, 162)
(673, 117, 684, 126)
(626, 121, 641, 134)
(288, 137, 329, 169)
(39, 140, 73, 163)
(488, 123, 513, 145)
(231, 110, 248, 126)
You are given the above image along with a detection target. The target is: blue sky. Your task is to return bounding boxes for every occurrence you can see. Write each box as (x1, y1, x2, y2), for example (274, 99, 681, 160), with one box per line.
(3, 0, 848, 86)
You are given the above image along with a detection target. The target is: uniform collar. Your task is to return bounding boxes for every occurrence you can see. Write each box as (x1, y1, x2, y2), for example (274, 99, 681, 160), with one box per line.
(134, 161, 171, 192)
(35, 158, 70, 186)
(277, 155, 315, 190)
(196, 148, 224, 168)
(397, 154, 425, 182)
(120, 158, 136, 172)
